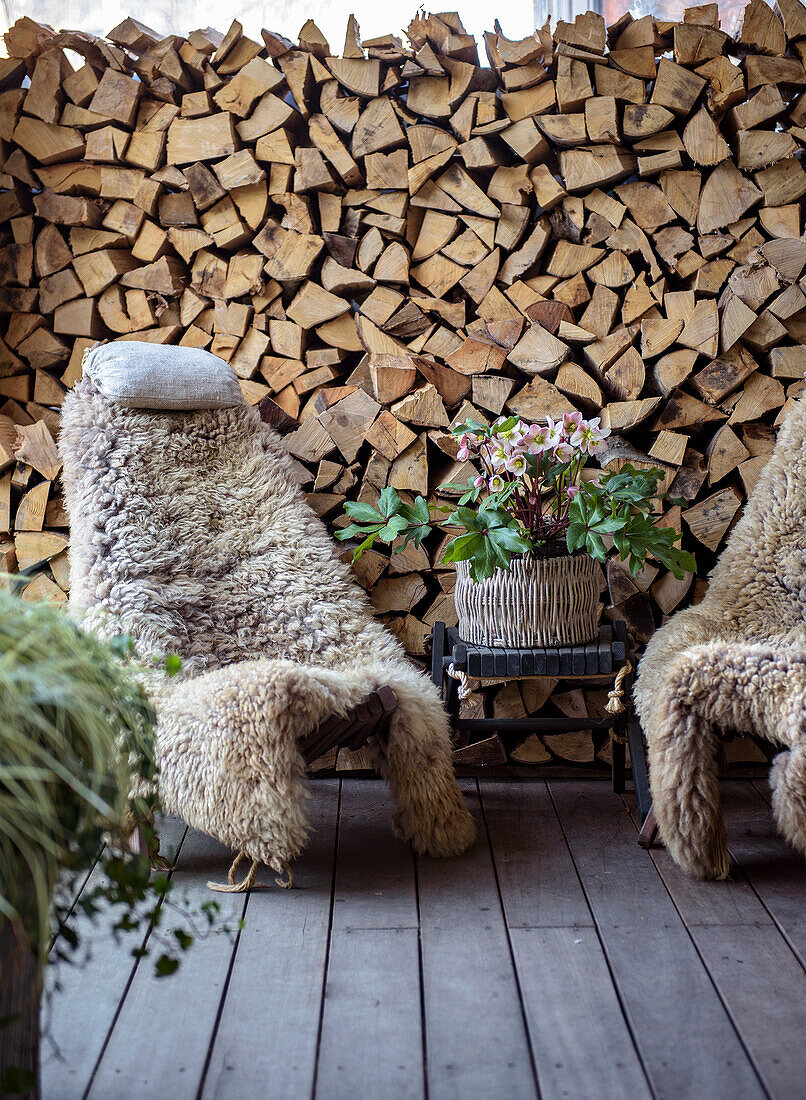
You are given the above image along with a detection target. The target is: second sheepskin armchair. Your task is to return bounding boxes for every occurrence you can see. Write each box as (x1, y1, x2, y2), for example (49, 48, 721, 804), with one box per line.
(59, 345, 475, 888)
(634, 389, 806, 880)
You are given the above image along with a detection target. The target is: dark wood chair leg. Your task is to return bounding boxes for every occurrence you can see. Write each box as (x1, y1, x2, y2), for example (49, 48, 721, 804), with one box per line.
(611, 736, 626, 793)
(299, 686, 398, 766)
(431, 621, 447, 695)
(628, 713, 653, 825)
(638, 806, 659, 849)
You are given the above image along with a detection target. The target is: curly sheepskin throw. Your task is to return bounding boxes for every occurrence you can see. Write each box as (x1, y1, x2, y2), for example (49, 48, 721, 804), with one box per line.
(59, 378, 475, 879)
(634, 390, 806, 880)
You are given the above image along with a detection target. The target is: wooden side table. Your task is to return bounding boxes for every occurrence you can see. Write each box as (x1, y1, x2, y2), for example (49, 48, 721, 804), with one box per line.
(431, 620, 652, 825)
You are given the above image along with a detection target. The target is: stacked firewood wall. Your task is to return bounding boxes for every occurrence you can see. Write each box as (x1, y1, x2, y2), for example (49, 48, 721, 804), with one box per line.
(0, 4, 802, 768)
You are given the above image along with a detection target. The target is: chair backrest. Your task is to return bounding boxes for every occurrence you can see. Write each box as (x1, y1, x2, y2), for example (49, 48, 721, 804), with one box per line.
(59, 378, 380, 676)
(692, 389, 806, 641)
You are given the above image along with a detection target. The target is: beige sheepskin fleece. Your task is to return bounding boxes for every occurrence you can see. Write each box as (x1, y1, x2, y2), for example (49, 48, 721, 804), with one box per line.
(59, 379, 475, 876)
(634, 390, 806, 879)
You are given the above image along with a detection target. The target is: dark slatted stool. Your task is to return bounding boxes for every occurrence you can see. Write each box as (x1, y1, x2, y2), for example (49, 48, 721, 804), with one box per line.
(430, 621, 651, 828)
(297, 686, 397, 766)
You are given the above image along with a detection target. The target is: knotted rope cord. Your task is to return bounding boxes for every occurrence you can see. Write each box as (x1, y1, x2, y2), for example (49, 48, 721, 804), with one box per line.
(446, 662, 480, 702)
(605, 660, 633, 724)
(207, 851, 295, 893)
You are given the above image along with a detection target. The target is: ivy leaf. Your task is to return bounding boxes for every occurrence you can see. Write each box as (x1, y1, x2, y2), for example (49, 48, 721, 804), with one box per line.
(174, 929, 194, 951)
(154, 954, 180, 978)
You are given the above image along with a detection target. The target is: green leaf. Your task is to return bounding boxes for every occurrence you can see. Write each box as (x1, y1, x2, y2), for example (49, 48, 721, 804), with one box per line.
(335, 522, 374, 541)
(413, 495, 431, 524)
(377, 514, 410, 542)
(343, 500, 385, 524)
(350, 531, 381, 560)
(566, 522, 587, 552)
(585, 531, 608, 561)
(441, 532, 481, 563)
(155, 954, 180, 978)
(487, 525, 531, 554)
(377, 486, 404, 518)
(451, 418, 490, 437)
(164, 654, 182, 677)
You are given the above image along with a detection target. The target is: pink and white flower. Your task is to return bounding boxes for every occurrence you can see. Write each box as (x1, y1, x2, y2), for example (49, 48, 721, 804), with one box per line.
(555, 441, 575, 462)
(570, 416, 611, 456)
(505, 452, 527, 476)
(473, 474, 486, 489)
(561, 410, 584, 437)
(487, 442, 512, 470)
(488, 474, 506, 493)
(526, 425, 552, 453)
(493, 418, 529, 447)
(544, 416, 563, 449)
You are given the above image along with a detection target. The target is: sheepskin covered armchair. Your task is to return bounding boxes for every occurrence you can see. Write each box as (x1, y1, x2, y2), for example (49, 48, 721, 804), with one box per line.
(58, 345, 475, 888)
(634, 390, 806, 880)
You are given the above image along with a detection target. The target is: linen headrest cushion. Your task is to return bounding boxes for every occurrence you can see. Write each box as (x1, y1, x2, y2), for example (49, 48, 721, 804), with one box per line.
(82, 340, 246, 411)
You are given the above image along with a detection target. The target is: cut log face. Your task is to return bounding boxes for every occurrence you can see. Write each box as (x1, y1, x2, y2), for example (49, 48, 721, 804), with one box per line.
(4, 7, 806, 765)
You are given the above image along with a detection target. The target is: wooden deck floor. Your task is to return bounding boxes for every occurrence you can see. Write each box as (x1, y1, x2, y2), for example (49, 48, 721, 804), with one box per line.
(43, 779, 806, 1100)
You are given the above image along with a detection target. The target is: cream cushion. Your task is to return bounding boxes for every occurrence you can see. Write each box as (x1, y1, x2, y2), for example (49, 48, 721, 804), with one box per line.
(83, 340, 245, 410)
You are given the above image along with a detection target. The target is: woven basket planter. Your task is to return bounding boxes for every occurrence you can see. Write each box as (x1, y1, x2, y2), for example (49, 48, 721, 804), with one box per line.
(454, 552, 601, 648)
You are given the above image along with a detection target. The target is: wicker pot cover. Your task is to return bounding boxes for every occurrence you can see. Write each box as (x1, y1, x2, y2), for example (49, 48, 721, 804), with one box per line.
(454, 553, 601, 648)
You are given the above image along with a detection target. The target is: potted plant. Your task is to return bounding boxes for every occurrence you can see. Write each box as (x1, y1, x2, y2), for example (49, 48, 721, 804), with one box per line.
(0, 592, 201, 1099)
(338, 412, 695, 647)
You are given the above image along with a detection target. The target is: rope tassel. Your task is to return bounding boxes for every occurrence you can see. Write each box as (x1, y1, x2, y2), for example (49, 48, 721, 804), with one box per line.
(605, 661, 633, 716)
(207, 851, 295, 893)
(447, 662, 479, 702)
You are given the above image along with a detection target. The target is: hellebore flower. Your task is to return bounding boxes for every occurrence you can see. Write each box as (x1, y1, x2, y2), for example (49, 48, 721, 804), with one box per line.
(570, 416, 611, 456)
(506, 452, 527, 476)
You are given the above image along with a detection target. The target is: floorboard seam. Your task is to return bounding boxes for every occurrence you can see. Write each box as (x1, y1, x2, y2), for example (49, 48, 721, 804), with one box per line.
(477, 779, 541, 1100)
(310, 778, 342, 1100)
(195, 891, 250, 1099)
(48, 847, 105, 955)
(545, 782, 656, 1100)
(80, 825, 190, 1100)
(413, 852, 429, 1100)
(619, 790, 772, 1100)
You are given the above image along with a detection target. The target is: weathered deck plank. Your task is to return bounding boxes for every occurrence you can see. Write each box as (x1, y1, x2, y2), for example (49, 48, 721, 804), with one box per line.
(733, 781, 806, 966)
(86, 830, 245, 1099)
(41, 818, 187, 1100)
(417, 782, 537, 1100)
(480, 780, 593, 928)
(482, 781, 650, 1100)
(509, 926, 652, 1100)
(550, 781, 765, 1100)
(693, 923, 806, 1100)
(316, 781, 423, 1099)
(201, 781, 341, 1100)
(41, 779, 806, 1100)
(629, 782, 806, 1100)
